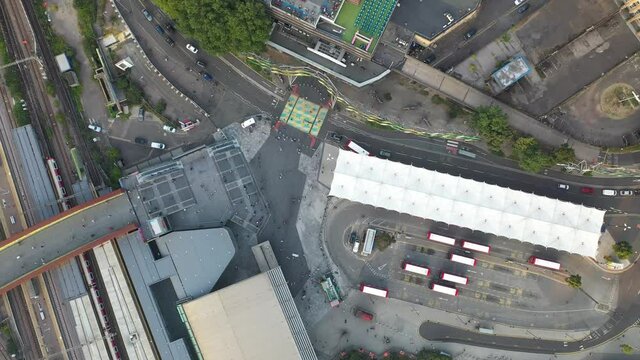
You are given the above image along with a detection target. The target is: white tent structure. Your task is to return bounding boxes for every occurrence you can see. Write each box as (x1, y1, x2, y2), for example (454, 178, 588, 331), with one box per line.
(329, 150, 605, 257)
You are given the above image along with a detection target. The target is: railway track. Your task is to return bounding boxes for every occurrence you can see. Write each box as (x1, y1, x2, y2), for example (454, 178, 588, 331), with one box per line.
(0, 0, 77, 207)
(19, 0, 103, 187)
(7, 290, 40, 360)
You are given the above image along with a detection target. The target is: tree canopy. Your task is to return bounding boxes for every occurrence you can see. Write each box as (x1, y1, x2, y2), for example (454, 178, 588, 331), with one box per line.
(565, 274, 582, 288)
(470, 106, 513, 151)
(155, 0, 272, 54)
(511, 137, 552, 173)
(613, 241, 633, 260)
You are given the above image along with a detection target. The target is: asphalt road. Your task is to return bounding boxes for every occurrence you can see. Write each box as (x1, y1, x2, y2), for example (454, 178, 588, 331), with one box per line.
(325, 114, 640, 212)
(113, 0, 281, 122)
(431, 0, 550, 71)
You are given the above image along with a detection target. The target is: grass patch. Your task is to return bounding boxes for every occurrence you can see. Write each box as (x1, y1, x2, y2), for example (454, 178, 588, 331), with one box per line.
(605, 143, 640, 154)
(335, 1, 361, 42)
(374, 230, 395, 251)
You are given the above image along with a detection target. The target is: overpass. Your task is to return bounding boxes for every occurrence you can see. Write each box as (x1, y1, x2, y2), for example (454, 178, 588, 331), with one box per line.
(0, 190, 138, 294)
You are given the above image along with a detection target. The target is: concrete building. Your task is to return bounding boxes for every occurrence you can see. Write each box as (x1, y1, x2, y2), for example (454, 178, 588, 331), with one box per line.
(178, 267, 317, 360)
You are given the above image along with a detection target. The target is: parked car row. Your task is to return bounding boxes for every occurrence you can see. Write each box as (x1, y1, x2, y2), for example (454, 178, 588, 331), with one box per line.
(559, 184, 638, 196)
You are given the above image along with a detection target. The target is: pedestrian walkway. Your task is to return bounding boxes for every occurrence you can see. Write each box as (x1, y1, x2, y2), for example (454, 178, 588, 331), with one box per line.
(400, 58, 600, 162)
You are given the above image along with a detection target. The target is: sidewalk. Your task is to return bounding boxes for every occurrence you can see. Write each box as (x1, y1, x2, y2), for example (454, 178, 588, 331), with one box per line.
(400, 57, 601, 162)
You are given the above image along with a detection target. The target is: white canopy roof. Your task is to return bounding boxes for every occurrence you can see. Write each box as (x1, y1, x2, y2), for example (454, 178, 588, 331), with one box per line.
(329, 150, 605, 257)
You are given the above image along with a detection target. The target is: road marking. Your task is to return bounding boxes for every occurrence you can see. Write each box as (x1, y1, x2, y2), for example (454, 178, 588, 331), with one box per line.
(473, 170, 484, 173)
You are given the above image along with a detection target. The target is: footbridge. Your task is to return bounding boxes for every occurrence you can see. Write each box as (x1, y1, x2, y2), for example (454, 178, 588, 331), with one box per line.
(0, 190, 138, 294)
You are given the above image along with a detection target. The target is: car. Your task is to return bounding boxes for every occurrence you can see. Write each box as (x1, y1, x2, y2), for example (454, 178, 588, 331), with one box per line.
(134, 137, 148, 145)
(349, 232, 358, 244)
(154, 25, 165, 35)
(88, 124, 102, 133)
(164, 36, 175, 47)
(241, 118, 256, 128)
(514, 0, 526, 5)
(138, 107, 145, 120)
(141, 8, 153, 21)
(580, 187, 594, 194)
(602, 189, 617, 196)
(150, 142, 166, 149)
(329, 132, 343, 142)
(424, 53, 436, 64)
(378, 150, 391, 159)
(164, 23, 176, 33)
(163, 125, 176, 133)
(557, 184, 569, 190)
(517, 3, 530, 13)
(200, 71, 213, 81)
(620, 189, 633, 196)
(186, 43, 199, 54)
(464, 29, 477, 40)
(195, 60, 206, 68)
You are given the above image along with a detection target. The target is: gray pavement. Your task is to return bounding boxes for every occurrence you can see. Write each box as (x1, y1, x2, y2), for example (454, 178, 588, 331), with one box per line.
(400, 57, 601, 161)
(428, 0, 550, 71)
(48, 0, 108, 125)
(501, 11, 640, 116)
(558, 53, 640, 147)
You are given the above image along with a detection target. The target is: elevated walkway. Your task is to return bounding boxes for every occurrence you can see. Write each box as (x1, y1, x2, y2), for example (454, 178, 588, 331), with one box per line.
(0, 190, 138, 294)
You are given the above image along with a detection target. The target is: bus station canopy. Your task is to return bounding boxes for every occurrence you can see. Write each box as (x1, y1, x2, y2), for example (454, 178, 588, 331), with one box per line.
(329, 150, 605, 258)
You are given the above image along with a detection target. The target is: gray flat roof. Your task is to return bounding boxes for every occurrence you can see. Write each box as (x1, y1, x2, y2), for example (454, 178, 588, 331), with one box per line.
(117, 228, 235, 360)
(12, 125, 59, 222)
(390, 0, 479, 39)
(0, 191, 137, 291)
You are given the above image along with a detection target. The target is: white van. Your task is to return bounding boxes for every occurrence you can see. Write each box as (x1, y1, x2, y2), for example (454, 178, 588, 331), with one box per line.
(241, 117, 256, 128)
(150, 142, 166, 150)
(352, 241, 360, 253)
(602, 189, 617, 196)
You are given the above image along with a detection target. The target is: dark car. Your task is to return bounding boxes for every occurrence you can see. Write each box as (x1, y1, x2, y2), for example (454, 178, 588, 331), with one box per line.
(164, 23, 176, 33)
(424, 53, 436, 64)
(164, 36, 175, 47)
(195, 60, 206, 68)
(464, 28, 477, 40)
(378, 149, 391, 159)
(134, 137, 148, 145)
(141, 8, 153, 21)
(154, 25, 165, 35)
(138, 107, 145, 121)
(580, 186, 594, 194)
(517, 4, 530, 13)
(200, 71, 213, 81)
(350, 232, 358, 244)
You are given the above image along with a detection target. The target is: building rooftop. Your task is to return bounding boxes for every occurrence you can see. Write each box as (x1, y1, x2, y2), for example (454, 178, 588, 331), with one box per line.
(491, 55, 532, 91)
(180, 267, 317, 360)
(329, 150, 605, 257)
(117, 228, 236, 360)
(390, 0, 479, 40)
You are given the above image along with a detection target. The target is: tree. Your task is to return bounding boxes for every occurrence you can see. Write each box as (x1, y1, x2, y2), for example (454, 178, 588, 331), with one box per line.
(613, 241, 633, 260)
(511, 137, 553, 173)
(155, 0, 272, 54)
(621, 344, 634, 354)
(552, 143, 576, 164)
(566, 274, 582, 288)
(470, 106, 513, 151)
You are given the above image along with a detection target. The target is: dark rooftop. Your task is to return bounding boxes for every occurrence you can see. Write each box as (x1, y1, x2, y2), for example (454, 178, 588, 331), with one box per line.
(390, 0, 479, 40)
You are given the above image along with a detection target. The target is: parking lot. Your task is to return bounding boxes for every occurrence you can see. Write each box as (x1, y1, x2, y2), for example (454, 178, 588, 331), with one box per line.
(325, 201, 614, 332)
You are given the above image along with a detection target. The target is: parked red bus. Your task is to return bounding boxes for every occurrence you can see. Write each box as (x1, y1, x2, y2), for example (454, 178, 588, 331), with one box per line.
(359, 283, 389, 298)
(440, 272, 468, 285)
(450, 253, 477, 266)
(402, 262, 430, 276)
(528, 256, 561, 270)
(461, 240, 490, 254)
(431, 284, 458, 296)
(427, 232, 456, 246)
